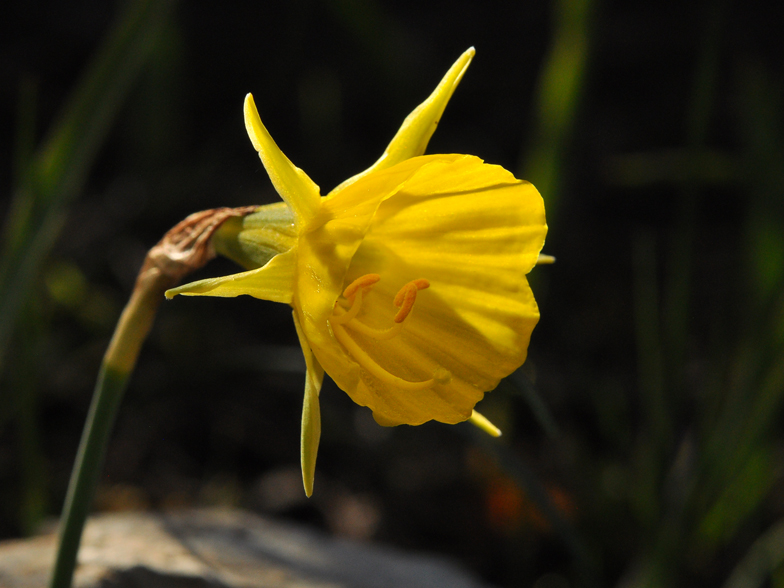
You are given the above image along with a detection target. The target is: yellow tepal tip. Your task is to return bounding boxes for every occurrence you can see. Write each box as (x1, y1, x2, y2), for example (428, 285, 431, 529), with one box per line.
(243, 93, 264, 153)
(241, 93, 321, 224)
(469, 409, 502, 437)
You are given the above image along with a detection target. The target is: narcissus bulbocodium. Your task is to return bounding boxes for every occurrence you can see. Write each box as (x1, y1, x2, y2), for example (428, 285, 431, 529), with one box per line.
(166, 48, 548, 496)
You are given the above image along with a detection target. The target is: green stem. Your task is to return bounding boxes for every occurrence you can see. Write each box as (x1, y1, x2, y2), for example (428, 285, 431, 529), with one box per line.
(47, 207, 255, 588)
(48, 264, 171, 588)
(48, 366, 129, 588)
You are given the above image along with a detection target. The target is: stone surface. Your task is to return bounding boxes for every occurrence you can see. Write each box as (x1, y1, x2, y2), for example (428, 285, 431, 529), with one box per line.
(0, 509, 492, 588)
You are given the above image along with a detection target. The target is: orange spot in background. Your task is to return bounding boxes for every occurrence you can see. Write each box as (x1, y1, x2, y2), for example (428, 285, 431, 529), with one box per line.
(485, 476, 576, 535)
(486, 478, 524, 534)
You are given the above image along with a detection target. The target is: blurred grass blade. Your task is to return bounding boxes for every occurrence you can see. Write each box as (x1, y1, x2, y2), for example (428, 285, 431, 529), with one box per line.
(604, 149, 739, 188)
(508, 370, 561, 439)
(698, 446, 772, 550)
(723, 518, 784, 588)
(0, 0, 179, 379)
(14, 297, 48, 536)
(12, 77, 38, 193)
(630, 231, 672, 530)
(737, 61, 784, 311)
(0, 78, 39, 438)
(632, 232, 671, 451)
(520, 0, 593, 223)
(661, 0, 729, 398)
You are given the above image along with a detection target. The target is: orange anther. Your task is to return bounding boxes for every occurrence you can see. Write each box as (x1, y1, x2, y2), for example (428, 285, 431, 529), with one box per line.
(343, 273, 380, 300)
(394, 284, 418, 323)
(394, 278, 430, 307)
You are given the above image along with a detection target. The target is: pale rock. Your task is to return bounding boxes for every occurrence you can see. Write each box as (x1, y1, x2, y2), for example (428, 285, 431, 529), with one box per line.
(0, 509, 492, 588)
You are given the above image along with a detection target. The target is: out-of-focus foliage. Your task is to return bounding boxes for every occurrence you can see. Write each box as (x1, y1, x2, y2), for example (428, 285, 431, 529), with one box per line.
(1, 1, 784, 587)
(0, 0, 177, 536)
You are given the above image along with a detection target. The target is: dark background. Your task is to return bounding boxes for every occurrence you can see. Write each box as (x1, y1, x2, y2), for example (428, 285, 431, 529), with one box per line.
(2, 1, 783, 586)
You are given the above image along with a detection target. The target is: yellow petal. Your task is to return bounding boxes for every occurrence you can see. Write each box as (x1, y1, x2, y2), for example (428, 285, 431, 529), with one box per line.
(244, 94, 321, 226)
(165, 247, 297, 303)
(360, 154, 546, 277)
(293, 310, 324, 497)
(329, 48, 475, 195)
(296, 156, 453, 359)
(307, 154, 547, 426)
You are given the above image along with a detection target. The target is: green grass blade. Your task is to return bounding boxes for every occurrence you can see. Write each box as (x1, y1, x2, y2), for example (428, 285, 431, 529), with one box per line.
(723, 518, 784, 588)
(0, 0, 178, 378)
(520, 0, 593, 223)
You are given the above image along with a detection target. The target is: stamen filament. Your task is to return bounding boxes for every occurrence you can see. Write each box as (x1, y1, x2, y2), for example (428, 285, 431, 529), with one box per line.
(330, 289, 364, 325)
(332, 323, 436, 391)
(343, 318, 404, 340)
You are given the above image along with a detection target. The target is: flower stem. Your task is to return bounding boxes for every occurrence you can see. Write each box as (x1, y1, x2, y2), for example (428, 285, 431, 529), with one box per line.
(48, 272, 170, 588)
(48, 207, 255, 588)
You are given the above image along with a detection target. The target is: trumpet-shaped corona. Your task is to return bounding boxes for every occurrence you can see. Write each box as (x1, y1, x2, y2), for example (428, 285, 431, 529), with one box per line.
(329, 275, 445, 392)
(166, 48, 548, 495)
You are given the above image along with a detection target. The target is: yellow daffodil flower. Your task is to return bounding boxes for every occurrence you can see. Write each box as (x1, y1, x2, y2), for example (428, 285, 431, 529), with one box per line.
(166, 48, 547, 495)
